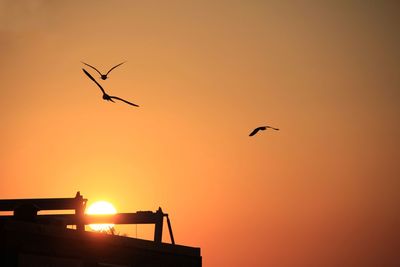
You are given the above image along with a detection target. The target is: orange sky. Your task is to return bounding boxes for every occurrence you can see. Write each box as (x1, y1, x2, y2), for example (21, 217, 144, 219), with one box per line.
(0, 1, 399, 266)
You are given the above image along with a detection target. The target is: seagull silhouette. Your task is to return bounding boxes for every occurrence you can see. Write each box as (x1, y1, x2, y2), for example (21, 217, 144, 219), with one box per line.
(81, 61, 126, 80)
(82, 68, 139, 107)
(249, 126, 279, 136)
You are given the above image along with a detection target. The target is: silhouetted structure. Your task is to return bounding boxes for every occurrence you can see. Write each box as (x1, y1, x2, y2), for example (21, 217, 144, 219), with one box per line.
(0, 192, 201, 267)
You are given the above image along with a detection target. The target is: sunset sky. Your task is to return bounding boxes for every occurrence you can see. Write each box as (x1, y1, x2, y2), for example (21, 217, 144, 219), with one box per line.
(0, 1, 399, 266)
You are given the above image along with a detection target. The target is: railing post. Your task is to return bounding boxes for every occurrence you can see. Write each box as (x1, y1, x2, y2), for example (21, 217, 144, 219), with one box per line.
(166, 215, 175, 245)
(75, 192, 86, 231)
(154, 207, 164, 243)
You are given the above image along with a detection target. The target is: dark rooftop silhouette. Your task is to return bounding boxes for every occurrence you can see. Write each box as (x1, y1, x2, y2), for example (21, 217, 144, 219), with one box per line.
(0, 192, 201, 267)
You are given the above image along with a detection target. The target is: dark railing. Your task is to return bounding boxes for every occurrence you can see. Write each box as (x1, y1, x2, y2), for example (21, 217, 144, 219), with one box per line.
(0, 192, 175, 244)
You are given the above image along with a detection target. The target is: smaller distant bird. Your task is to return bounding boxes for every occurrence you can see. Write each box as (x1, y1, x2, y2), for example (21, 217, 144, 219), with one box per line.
(82, 68, 139, 107)
(81, 61, 126, 80)
(249, 126, 279, 136)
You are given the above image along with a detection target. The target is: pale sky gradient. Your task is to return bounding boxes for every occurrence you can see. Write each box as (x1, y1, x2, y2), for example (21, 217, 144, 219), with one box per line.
(0, 1, 399, 266)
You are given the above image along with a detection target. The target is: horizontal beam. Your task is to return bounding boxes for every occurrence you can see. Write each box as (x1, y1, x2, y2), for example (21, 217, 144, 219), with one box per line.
(0, 192, 87, 211)
(0, 198, 87, 211)
(82, 212, 164, 224)
(67, 212, 163, 225)
(0, 212, 164, 225)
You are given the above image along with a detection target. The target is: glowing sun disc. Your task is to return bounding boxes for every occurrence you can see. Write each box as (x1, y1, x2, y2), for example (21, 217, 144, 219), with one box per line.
(86, 201, 117, 231)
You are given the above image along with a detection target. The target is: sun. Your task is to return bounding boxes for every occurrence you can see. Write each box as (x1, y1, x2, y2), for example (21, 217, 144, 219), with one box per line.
(86, 201, 117, 231)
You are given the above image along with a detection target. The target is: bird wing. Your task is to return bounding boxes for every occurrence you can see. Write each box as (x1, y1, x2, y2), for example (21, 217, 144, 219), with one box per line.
(82, 68, 106, 95)
(249, 128, 260, 136)
(106, 61, 126, 76)
(81, 61, 103, 76)
(109, 95, 139, 107)
(266, 126, 279, 131)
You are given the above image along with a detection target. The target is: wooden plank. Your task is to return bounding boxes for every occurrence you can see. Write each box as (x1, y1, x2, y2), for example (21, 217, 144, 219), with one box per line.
(0, 194, 87, 211)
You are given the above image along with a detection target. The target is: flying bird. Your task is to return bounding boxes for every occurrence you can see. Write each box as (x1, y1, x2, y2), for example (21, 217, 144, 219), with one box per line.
(249, 126, 279, 136)
(82, 68, 139, 107)
(81, 61, 126, 80)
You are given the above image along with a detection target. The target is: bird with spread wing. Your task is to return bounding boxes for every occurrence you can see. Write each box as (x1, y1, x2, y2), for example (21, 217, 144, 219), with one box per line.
(82, 68, 139, 107)
(249, 125, 279, 136)
(81, 61, 126, 80)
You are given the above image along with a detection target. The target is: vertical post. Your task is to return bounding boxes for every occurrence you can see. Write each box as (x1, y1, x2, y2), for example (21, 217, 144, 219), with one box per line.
(166, 215, 175, 245)
(75, 192, 86, 231)
(154, 207, 164, 243)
